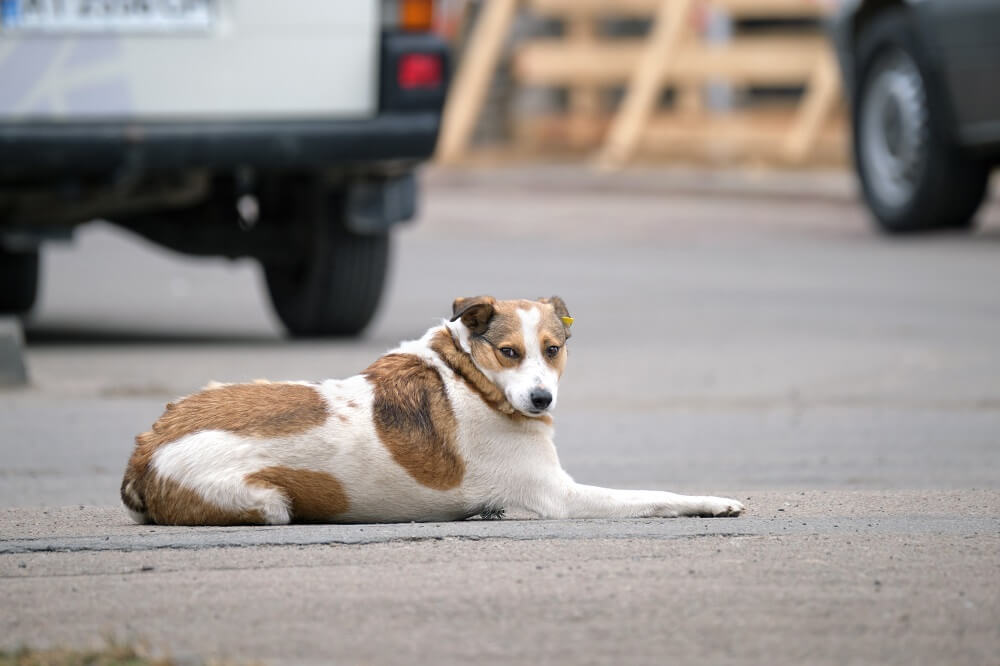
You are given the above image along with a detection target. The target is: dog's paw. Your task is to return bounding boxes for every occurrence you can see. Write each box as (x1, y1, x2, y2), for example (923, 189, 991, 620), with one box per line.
(478, 506, 505, 521)
(702, 496, 744, 517)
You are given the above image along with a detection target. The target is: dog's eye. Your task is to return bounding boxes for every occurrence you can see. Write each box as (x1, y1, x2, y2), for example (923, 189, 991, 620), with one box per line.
(546, 345, 561, 358)
(499, 347, 519, 359)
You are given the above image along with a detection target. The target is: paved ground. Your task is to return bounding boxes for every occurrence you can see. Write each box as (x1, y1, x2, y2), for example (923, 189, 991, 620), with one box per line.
(1, 166, 999, 664)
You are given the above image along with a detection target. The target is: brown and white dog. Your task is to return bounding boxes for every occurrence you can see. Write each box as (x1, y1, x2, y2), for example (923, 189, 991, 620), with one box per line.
(121, 296, 744, 525)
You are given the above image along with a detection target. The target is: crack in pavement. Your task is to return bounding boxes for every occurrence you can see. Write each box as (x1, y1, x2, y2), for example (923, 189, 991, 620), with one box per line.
(2, 516, 997, 554)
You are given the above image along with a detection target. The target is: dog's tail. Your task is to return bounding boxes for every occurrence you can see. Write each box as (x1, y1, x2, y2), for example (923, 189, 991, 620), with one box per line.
(120, 477, 146, 521)
(120, 433, 153, 524)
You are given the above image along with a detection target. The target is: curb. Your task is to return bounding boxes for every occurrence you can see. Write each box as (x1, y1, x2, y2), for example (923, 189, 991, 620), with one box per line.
(0, 317, 28, 387)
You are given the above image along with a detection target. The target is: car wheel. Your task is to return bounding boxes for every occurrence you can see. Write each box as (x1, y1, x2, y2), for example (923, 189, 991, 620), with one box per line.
(853, 8, 989, 233)
(263, 190, 390, 338)
(0, 247, 39, 314)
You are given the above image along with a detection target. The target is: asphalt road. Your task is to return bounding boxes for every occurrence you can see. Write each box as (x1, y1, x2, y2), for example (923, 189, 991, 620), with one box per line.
(1, 166, 999, 665)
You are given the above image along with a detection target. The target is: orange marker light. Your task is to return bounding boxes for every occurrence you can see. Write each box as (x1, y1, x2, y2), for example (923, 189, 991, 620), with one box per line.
(400, 0, 433, 32)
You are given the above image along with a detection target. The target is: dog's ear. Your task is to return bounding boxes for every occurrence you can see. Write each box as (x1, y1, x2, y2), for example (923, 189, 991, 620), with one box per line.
(539, 295, 572, 339)
(451, 296, 496, 335)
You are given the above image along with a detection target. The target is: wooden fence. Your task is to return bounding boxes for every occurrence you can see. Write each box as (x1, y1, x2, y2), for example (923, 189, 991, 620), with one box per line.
(437, 0, 845, 166)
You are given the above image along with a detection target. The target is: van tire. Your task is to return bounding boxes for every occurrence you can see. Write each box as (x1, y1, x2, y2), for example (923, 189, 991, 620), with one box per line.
(852, 8, 989, 233)
(264, 218, 389, 338)
(0, 248, 39, 314)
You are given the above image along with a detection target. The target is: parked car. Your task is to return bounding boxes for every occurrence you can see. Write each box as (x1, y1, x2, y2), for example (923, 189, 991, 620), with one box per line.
(829, 0, 1000, 233)
(0, 0, 448, 335)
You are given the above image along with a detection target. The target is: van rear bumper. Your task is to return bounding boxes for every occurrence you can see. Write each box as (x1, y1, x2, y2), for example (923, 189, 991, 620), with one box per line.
(0, 111, 440, 176)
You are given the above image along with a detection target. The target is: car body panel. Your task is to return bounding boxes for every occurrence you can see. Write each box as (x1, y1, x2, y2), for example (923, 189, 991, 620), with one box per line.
(829, 0, 1000, 151)
(920, 0, 1000, 145)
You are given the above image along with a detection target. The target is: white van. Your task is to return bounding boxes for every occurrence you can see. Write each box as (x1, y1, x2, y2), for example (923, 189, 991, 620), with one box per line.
(0, 0, 449, 335)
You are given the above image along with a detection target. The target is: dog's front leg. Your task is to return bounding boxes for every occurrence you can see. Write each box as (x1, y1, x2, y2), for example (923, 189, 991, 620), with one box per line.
(564, 484, 743, 518)
(521, 471, 743, 519)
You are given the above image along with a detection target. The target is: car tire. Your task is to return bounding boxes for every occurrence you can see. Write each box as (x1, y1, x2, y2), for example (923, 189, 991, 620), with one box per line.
(263, 190, 390, 338)
(852, 8, 989, 233)
(0, 247, 39, 315)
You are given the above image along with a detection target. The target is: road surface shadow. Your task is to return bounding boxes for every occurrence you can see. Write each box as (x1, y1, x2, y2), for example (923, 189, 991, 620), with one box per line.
(24, 325, 286, 347)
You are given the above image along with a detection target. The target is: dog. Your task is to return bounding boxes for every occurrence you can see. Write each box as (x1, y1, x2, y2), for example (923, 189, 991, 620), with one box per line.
(121, 296, 744, 525)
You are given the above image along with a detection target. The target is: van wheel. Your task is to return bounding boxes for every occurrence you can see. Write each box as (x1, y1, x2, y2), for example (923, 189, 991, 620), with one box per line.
(853, 8, 989, 233)
(264, 219, 389, 338)
(0, 247, 39, 314)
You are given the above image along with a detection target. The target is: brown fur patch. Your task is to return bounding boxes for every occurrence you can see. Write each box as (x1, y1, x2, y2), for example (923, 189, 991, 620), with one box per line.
(142, 473, 265, 526)
(430, 330, 514, 413)
(364, 354, 465, 490)
(429, 329, 552, 425)
(451, 295, 496, 335)
(120, 382, 329, 517)
(246, 466, 349, 522)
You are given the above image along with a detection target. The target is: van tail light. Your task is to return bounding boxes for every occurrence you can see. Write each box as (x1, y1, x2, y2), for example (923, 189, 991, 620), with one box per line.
(398, 53, 443, 89)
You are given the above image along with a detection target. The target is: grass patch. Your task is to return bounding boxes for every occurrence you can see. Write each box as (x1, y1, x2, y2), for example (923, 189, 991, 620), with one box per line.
(0, 644, 175, 666)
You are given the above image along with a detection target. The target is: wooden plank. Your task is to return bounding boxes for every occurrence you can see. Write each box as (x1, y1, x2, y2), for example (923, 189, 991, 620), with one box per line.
(527, 0, 830, 18)
(515, 109, 846, 161)
(641, 109, 846, 161)
(781, 47, 841, 163)
(515, 36, 826, 87)
(566, 13, 603, 148)
(526, 0, 660, 16)
(598, 0, 695, 167)
(516, 114, 611, 149)
(715, 0, 831, 18)
(436, 0, 519, 164)
(676, 82, 705, 116)
(515, 41, 646, 84)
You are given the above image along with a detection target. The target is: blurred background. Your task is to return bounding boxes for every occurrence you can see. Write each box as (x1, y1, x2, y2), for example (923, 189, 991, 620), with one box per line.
(1, 0, 999, 497)
(436, 0, 847, 166)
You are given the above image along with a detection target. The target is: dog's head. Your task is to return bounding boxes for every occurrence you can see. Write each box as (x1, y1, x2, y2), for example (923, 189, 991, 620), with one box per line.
(447, 295, 573, 417)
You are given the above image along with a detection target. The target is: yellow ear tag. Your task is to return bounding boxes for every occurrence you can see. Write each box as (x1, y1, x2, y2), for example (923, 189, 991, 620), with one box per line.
(560, 316, 574, 327)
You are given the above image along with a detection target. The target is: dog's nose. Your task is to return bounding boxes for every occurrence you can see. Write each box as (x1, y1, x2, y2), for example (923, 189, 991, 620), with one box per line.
(530, 389, 553, 410)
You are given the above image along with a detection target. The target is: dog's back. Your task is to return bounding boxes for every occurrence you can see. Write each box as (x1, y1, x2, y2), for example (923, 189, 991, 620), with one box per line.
(121, 349, 488, 526)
